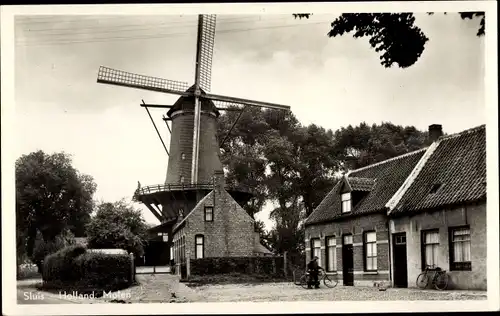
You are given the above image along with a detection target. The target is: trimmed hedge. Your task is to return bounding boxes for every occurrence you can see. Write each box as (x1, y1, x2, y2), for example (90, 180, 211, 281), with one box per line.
(191, 256, 285, 276)
(42, 245, 133, 295)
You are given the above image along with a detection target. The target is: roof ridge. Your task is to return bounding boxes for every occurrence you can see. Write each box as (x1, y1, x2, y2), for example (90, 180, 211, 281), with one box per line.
(385, 140, 440, 213)
(347, 147, 428, 175)
(438, 124, 485, 141)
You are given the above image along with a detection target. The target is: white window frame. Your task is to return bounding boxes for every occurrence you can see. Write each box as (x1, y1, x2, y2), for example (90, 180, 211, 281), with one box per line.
(422, 230, 440, 269)
(204, 206, 214, 222)
(195, 235, 204, 259)
(325, 236, 337, 272)
(311, 238, 322, 267)
(364, 231, 377, 271)
(341, 192, 352, 213)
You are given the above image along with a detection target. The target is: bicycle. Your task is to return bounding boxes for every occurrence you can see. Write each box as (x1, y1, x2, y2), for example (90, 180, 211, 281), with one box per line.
(416, 264, 449, 290)
(296, 269, 338, 289)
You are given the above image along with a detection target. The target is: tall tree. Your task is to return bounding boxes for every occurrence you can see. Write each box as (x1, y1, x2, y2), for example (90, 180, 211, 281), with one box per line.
(15, 150, 96, 261)
(334, 122, 428, 170)
(293, 12, 485, 68)
(86, 200, 149, 257)
(217, 108, 342, 255)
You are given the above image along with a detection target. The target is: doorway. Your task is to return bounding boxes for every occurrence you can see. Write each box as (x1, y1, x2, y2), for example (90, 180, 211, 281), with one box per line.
(393, 232, 408, 288)
(342, 234, 354, 286)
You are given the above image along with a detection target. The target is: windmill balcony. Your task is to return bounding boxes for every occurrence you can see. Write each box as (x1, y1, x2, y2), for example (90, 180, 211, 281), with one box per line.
(134, 181, 253, 197)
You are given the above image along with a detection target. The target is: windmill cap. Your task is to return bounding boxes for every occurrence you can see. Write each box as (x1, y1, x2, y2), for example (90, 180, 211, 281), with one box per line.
(166, 84, 219, 118)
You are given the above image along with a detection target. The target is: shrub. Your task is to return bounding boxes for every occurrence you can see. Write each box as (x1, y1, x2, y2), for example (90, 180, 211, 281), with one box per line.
(32, 238, 66, 272)
(42, 246, 133, 295)
(191, 257, 285, 277)
(43, 245, 87, 282)
(32, 231, 76, 272)
(73, 252, 132, 291)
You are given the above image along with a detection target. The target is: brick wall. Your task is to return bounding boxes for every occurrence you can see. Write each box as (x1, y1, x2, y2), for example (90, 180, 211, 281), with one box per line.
(304, 212, 391, 285)
(165, 111, 223, 184)
(389, 202, 486, 290)
(174, 174, 255, 259)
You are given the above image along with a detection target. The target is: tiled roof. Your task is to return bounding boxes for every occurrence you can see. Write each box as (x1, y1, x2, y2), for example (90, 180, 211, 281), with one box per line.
(348, 177, 376, 191)
(305, 148, 426, 225)
(390, 125, 486, 215)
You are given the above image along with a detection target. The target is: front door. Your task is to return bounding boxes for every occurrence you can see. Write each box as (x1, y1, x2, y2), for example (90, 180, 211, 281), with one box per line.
(342, 234, 354, 286)
(393, 233, 408, 288)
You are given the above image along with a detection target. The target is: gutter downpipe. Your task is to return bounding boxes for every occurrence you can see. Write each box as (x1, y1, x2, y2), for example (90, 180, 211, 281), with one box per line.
(386, 209, 393, 288)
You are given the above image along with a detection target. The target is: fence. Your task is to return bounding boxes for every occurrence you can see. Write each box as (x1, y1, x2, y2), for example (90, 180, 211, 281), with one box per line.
(130, 253, 172, 280)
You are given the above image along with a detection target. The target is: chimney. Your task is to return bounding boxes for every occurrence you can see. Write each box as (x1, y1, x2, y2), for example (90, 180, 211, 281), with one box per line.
(428, 124, 443, 143)
(213, 170, 225, 191)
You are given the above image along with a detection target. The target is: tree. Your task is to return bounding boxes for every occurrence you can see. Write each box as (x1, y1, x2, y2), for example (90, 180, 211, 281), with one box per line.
(217, 107, 342, 255)
(85, 200, 149, 257)
(333, 122, 428, 170)
(31, 229, 76, 272)
(15, 150, 96, 263)
(293, 12, 485, 68)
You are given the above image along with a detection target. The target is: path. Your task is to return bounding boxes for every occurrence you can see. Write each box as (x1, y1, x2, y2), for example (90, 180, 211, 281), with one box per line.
(189, 282, 487, 302)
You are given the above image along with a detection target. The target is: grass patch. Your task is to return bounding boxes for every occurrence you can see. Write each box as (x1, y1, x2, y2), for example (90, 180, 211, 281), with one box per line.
(183, 272, 288, 287)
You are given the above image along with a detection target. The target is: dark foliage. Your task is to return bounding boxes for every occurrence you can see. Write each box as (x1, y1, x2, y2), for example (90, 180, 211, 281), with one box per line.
(86, 200, 149, 257)
(42, 246, 133, 296)
(333, 122, 428, 170)
(16, 150, 96, 263)
(459, 12, 485, 36)
(328, 13, 428, 68)
(191, 257, 285, 277)
(293, 12, 485, 68)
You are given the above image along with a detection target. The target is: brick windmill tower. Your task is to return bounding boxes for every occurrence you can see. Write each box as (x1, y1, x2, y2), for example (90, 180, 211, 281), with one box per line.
(96, 15, 290, 265)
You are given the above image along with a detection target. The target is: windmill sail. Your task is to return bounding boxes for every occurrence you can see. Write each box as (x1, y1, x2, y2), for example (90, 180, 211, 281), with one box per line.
(207, 93, 290, 111)
(97, 66, 190, 96)
(194, 14, 216, 92)
(191, 14, 217, 184)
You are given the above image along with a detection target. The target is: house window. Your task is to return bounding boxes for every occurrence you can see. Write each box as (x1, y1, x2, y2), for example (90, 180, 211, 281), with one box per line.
(450, 227, 471, 271)
(311, 238, 321, 266)
(364, 231, 377, 271)
(422, 230, 440, 269)
(430, 183, 442, 194)
(204, 206, 213, 222)
(325, 236, 336, 272)
(341, 193, 351, 213)
(195, 235, 204, 259)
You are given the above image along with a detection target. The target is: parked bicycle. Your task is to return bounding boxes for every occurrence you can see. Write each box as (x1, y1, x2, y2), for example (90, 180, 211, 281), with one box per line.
(295, 269, 338, 289)
(416, 264, 449, 290)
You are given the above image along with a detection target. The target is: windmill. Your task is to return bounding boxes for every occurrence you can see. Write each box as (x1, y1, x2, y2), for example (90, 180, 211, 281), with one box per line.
(96, 15, 290, 230)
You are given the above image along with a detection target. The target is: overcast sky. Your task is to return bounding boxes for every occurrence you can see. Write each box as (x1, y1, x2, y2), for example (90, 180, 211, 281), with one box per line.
(11, 10, 485, 229)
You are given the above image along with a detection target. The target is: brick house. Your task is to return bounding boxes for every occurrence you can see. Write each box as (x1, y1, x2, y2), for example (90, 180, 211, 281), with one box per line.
(386, 124, 486, 290)
(304, 147, 426, 286)
(170, 170, 272, 263)
(304, 124, 486, 290)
